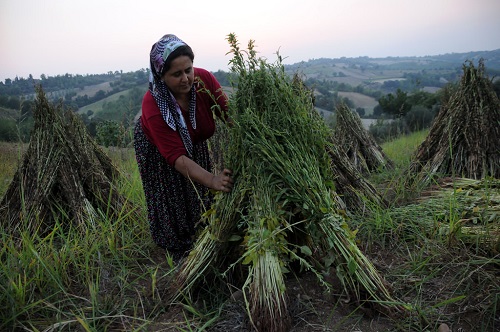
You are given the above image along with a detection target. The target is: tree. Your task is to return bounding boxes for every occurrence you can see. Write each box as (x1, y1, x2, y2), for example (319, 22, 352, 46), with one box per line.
(407, 90, 438, 109)
(405, 105, 435, 131)
(356, 107, 365, 117)
(93, 89, 106, 101)
(96, 120, 124, 147)
(0, 119, 18, 141)
(7, 96, 20, 109)
(372, 104, 384, 117)
(378, 89, 410, 118)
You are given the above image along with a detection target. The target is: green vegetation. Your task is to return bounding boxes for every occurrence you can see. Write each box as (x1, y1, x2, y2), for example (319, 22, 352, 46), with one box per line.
(381, 130, 429, 167)
(1, 129, 498, 330)
(0, 70, 149, 97)
(170, 35, 403, 332)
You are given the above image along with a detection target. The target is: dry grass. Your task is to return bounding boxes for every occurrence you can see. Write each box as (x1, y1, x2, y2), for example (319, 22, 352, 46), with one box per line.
(407, 60, 500, 184)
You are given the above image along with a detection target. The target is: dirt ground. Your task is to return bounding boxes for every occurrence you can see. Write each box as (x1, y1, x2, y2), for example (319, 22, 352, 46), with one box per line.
(146, 259, 398, 332)
(139, 242, 495, 332)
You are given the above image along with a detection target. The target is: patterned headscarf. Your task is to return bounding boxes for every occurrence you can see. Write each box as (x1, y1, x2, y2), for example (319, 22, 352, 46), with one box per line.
(149, 34, 196, 157)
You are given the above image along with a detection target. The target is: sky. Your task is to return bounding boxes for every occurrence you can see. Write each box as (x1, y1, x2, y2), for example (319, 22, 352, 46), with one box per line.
(1, 0, 499, 82)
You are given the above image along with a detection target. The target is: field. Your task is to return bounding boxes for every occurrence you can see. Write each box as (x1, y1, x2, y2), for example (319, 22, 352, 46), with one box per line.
(337, 91, 379, 115)
(0, 131, 499, 331)
(77, 88, 136, 116)
(74, 82, 115, 98)
(291, 64, 411, 87)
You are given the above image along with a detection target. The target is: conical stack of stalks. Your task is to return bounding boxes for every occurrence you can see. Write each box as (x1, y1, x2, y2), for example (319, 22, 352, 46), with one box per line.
(326, 142, 389, 214)
(169, 34, 405, 332)
(406, 59, 500, 187)
(0, 85, 138, 238)
(333, 102, 394, 174)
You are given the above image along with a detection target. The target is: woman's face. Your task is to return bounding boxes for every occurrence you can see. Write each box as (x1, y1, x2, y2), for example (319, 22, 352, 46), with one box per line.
(162, 55, 194, 98)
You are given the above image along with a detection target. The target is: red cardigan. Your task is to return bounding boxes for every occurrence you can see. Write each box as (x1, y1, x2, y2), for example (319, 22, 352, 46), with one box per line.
(140, 68, 228, 166)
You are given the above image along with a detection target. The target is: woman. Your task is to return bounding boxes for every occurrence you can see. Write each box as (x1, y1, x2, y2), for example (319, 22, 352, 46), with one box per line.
(134, 34, 233, 261)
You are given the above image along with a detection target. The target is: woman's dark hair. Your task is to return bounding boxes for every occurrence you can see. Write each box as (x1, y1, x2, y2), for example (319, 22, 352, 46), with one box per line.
(161, 45, 195, 75)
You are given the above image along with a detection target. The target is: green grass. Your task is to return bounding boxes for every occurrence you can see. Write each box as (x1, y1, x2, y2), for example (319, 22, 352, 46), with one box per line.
(0, 133, 498, 331)
(0, 145, 170, 331)
(381, 130, 429, 168)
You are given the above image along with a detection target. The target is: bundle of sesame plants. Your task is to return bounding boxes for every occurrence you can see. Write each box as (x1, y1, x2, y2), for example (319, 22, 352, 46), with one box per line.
(327, 103, 392, 213)
(0, 85, 138, 238)
(406, 59, 500, 187)
(325, 142, 389, 214)
(333, 102, 394, 174)
(170, 34, 405, 331)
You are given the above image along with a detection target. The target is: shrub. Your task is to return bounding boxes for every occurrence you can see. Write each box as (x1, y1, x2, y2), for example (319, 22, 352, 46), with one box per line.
(369, 118, 409, 143)
(0, 119, 18, 141)
(404, 105, 436, 131)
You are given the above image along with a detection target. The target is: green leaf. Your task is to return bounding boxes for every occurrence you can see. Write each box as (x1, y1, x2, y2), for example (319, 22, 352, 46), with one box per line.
(280, 265, 290, 273)
(432, 295, 466, 308)
(242, 253, 255, 265)
(202, 208, 216, 217)
(348, 257, 357, 275)
(324, 256, 335, 268)
(325, 180, 335, 190)
(300, 245, 312, 256)
(228, 234, 242, 242)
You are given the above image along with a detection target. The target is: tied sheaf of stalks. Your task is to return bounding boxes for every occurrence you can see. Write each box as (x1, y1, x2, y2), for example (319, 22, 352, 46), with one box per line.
(0, 85, 137, 238)
(325, 143, 389, 215)
(333, 102, 394, 174)
(171, 33, 404, 331)
(406, 59, 500, 186)
(327, 103, 391, 214)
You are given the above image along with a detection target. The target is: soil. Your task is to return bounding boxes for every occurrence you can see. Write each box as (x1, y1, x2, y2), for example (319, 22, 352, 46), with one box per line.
(138, 240, 496, 332)
(144, 253, 397, 331)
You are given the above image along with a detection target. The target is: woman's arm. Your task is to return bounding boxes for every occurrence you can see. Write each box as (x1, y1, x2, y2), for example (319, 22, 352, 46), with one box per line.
(174, 155, 233, 192)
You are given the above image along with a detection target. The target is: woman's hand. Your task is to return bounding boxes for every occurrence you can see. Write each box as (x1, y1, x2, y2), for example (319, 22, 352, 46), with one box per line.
(174, 156, 234, 192)
(212, 168, 234, 192)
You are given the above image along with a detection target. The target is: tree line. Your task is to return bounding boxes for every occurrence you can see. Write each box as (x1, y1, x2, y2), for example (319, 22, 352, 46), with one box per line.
(1, 65, 499, 145)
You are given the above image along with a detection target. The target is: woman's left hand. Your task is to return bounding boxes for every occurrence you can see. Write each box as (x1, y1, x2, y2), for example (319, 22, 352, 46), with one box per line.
(212, 168, 234, 192)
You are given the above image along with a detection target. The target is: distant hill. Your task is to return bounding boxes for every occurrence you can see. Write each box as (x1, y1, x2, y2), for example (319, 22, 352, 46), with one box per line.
(284, 49, 500, 91)
(1, 49, 499, 125)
